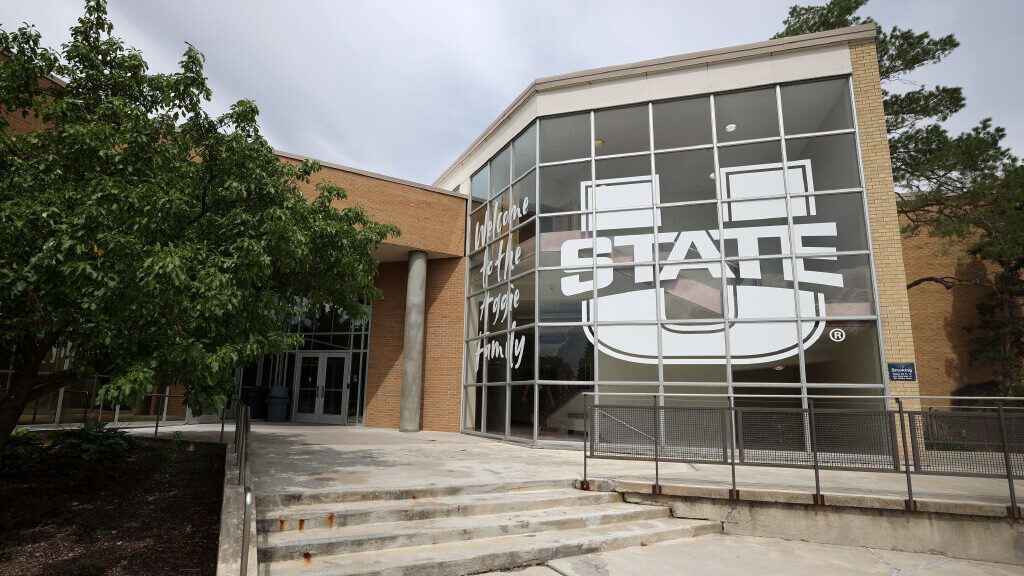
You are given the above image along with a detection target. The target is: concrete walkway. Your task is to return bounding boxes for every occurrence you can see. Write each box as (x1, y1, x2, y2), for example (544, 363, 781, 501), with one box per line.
(482, 534, 1024, 575)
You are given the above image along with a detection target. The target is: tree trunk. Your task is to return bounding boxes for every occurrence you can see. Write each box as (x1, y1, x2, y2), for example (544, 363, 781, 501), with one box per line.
(0, 340, 51, 463)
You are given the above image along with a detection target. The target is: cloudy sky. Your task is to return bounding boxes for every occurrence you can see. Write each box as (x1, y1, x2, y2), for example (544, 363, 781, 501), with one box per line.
(2, 0, 1021, 185)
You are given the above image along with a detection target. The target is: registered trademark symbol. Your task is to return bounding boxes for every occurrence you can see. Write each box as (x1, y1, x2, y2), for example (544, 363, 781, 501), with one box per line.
(829, 328, 846, 342)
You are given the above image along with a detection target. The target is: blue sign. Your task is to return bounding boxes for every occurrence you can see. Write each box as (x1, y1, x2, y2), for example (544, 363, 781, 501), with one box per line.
(887, 362, 916, 381)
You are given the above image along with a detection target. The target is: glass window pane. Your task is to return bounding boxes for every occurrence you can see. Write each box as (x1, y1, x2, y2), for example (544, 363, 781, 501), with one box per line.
(720, 200, 790, 259)
(463, 386, 483, 431)
(663, 360, 727, 384)
(538, 326, 595, 381)
(511, 273, 535, 327)
(718, 142, 785, 201)
(509, 384, 534, 441)
(594, 105, 649, 156)
(728, 321, 802, 381)
(595, 154, 651, 181)
(486, 238, 508, 286)
(725, 259, 796, 318)
(781, 78, 854, 135)
(803, 320, 881, 383)
(539, 268, 592, 323)
(715, 87, 779, 143)
(485, 334, 507, 383)
(513, 123, 538, 179)
(653, 96, 712, 149)
(538, 384, 592, 441)
(785, 133, 861, 191)
(597, 328, 659, 382)
(512, 169, 537, 221)
(807, 387, 884, 410)
(470, 207, 487, 253)
(539, 214, 592, 267)
(797, 254, 875, 318)
(656, 149, 716, 203)
(661, 267, 724, 321)
(596, 210, 654, 265)
(540, 113, 590, 163)
(471, 165, 489, 201)
(510, 328, 535, 382)
(468, 251, 485, 294)
(658, 204, 721, 261)
(467, 291, 484, 338)
(661, 321, 727, 375)
(792, 193, 869, 253)
(594, 266, 656, 323)
(512, 219, 536, 276)
(490, 147, 511, 197)
(489, 189, 511, 237)
(539, 161, 591, 214)
(486, 285, 509, 333)
(486, 385, 506, 435)
(467, 339, 484, 384)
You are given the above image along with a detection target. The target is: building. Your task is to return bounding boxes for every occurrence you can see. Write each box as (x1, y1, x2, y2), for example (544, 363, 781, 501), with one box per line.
(24, 23, 1000, 441)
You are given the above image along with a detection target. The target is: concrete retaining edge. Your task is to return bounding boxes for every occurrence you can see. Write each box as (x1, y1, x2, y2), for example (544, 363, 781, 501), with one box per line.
(582, 479, 1024, 565)
(217, 446, 258, 576)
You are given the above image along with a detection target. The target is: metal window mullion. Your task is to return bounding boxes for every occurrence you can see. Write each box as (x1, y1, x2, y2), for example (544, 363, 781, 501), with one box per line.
(589, 110, 599, 394)
(648, 102, 665, 400)
(847, 75, 890, 402)
(775, 85, 809, 407)
(709, 94, 733, 399)
(534, 118, 541, 443)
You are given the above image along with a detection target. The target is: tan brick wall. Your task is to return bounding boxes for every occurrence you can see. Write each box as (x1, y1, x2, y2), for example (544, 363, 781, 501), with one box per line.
(901, 222, 998, 396)
(364, 257, 465, 432)
(282, 158, 465, 258)
(849, 41, 920, 401)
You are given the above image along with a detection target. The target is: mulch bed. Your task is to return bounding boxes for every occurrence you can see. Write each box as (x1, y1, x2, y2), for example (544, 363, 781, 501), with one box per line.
(0, 435, 225, 576)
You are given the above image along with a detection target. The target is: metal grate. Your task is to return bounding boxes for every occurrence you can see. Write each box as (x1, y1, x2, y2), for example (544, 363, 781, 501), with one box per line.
(909, 411, 1024, 478)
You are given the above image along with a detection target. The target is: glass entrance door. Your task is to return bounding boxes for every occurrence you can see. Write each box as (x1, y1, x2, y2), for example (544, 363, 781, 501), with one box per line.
(292, 352, 351, 424)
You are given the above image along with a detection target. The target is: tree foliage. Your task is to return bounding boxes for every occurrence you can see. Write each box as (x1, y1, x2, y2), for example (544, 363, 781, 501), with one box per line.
(776, 0, 1023, 394)
(0, 0, 399, 451)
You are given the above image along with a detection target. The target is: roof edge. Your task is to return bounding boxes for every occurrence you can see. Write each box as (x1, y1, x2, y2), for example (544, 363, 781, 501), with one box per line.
(275, 149, 464, 199)
(432, 23, 876, 187)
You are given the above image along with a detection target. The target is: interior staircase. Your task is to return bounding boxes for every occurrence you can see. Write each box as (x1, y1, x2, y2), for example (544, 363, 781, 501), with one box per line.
(255, 480, 719, 576)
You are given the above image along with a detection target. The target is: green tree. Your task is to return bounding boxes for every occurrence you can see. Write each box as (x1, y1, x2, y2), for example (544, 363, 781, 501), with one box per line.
(0, 0, 399, 454)
(776, 0, 1023, 394)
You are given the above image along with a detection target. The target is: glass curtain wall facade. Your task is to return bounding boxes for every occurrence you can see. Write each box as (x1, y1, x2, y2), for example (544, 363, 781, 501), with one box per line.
(464, 77, 885, 443)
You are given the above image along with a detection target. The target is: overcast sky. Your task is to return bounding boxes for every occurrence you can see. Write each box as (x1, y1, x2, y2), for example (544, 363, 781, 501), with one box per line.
(2, 0, 1021, 185)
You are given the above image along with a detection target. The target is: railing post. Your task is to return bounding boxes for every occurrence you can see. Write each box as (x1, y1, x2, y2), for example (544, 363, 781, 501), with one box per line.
(582, 394, 589, 491)
(153, 394, 160, 438)
(220, 406, 225, 443)
(652, 395, 661, 495)
(997, 402, 1021, 520)
(240, 488, 251, 576)
(808, 398, 823, 505)
(895, 398, 917, 511)
(727, 398, 739, 500)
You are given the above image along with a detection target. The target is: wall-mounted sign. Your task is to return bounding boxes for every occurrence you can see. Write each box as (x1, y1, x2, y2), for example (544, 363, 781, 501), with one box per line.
(887, 362, 916, 381)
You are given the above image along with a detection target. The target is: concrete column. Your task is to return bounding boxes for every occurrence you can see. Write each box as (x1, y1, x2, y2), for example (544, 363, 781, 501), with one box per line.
(399, 250, 427, 432)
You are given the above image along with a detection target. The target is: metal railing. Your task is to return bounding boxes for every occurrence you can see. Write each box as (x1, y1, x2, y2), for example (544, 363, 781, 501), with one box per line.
(233, 401, 253, 576)
(582, 394, 1023, 519)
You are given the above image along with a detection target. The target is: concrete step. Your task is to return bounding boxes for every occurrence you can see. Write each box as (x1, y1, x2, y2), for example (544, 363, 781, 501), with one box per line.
(258, 516, 721, 576)
(258, 502, 670, 562)
(257, 479, 573, 508)
(257, 488, 621, 533)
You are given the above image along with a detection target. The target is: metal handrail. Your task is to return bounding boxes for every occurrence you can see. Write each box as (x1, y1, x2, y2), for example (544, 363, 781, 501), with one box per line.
(582, 393, 1023, 519)
(234, 402, 253, 576)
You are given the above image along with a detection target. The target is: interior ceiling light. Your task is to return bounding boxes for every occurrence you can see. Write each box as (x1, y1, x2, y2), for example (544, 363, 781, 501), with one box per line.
(725, 123, 737, 132)
(594, 139, 604, 147)
(773, 365, 785, 371)
(708, 172, 716, 180)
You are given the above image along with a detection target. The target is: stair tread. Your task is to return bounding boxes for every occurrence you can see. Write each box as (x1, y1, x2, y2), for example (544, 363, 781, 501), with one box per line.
(260, 517, 717, 576)
(261, 502, 667, 548)
(258, 487, 610, 519)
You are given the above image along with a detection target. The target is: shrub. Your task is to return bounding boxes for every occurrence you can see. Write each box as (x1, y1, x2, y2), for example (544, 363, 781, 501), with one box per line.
(0, 428, 46, 476)
(50, 422, 131, 469)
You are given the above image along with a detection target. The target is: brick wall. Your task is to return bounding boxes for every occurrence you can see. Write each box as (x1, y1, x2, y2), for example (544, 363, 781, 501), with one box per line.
(849, 41, 920, 401)
(364, 257, 466, 432)
(901, 223, 999, 396)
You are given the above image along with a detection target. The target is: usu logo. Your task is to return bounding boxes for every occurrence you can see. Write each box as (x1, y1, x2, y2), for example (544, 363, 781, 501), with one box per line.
(559, 160, 843, 366)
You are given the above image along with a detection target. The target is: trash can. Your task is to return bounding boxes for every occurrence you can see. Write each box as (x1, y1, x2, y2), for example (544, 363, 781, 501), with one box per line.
(266, 387, 289, 422)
